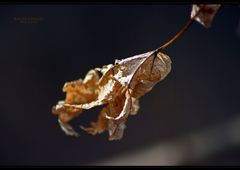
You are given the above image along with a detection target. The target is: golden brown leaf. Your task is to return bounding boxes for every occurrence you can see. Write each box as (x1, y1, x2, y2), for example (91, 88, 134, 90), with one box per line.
(52, 50, 172, 140)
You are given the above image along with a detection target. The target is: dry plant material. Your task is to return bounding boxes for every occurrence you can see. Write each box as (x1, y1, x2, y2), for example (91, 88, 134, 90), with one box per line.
(52, 50, 172, 140)
(191, 4, 221, 28)
(52, 4, 224, 141)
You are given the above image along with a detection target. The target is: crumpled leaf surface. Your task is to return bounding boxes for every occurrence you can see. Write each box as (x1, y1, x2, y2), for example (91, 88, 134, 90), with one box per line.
(191, 4, 221, 28)
(52, 49, 172, 140)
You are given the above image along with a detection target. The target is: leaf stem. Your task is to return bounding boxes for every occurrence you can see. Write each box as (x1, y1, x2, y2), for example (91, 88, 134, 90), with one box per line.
(157, 6, 204, 51)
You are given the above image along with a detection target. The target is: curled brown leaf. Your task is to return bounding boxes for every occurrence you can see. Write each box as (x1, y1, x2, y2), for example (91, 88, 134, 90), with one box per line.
(52, 49, 171, 140)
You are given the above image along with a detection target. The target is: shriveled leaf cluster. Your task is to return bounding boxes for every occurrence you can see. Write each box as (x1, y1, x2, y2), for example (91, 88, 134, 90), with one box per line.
(191, 4, 221, 28)
(52, 50, 171, 140)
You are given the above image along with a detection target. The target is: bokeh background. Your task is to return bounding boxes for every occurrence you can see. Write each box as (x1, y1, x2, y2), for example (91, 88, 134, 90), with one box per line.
(0, 4, 240, 166)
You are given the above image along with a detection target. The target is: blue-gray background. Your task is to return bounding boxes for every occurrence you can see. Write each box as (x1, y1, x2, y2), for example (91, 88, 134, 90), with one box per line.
(0, 4, 240, 165)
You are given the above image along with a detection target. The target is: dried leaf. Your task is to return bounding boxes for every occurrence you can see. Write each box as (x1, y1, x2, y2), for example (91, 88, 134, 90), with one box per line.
(191, 4, 221, 28)
(52, 49, 172, 140)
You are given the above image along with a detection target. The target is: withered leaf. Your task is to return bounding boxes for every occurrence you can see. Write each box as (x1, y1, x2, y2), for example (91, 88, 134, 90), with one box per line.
(191, 4, 221, 28)
(52, 49, 171, 140)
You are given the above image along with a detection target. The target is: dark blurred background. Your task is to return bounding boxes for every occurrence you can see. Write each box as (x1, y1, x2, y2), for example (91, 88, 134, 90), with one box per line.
(0, 4, 240, 166)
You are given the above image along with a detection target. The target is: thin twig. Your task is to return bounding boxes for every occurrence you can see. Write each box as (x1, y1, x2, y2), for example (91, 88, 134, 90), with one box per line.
(129, 6, 207, 88)
(157, 6, 204, 51)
